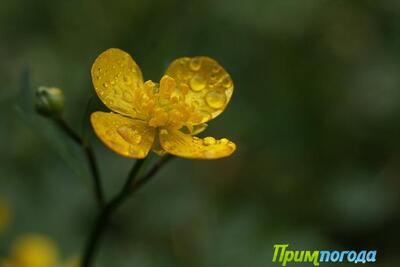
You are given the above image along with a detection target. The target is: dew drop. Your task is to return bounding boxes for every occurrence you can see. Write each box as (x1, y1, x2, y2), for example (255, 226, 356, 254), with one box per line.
(228, 143, 236, 150)
(113, 89, 122, 96)
(209, 73, 218, 82)
(219, 138, 229, 145)
(197, 111, 211, 123)
(189, 58, 201, 71)
(103, 82, 109, 88)
(123, 75, 132, 85)
(193, 136, 203, 145)
(222, 76, 232, 88)
(203, 137, 216, 146)
(190, 75, 206, 91)
(179, 58, 189, 65)
(205, 91, 226, 109)
(117, 126, 142, 144)
(212, 66, 221, 73)
(180, 83, 190, 95)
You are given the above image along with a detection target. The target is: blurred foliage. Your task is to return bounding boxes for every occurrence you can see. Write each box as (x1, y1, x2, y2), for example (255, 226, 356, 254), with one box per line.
(1, 0, 400, 266)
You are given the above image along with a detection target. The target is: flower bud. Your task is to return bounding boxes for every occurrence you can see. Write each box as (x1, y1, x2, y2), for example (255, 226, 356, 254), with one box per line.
(35, 86, 65, 117)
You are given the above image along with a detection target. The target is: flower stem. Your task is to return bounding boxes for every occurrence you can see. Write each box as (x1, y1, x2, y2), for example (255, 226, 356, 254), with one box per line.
(54, 117, 105, 208)
(81, 155, 173, 267)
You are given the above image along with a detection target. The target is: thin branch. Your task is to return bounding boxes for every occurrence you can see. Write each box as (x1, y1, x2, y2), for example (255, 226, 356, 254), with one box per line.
(81, 155, 173, 267)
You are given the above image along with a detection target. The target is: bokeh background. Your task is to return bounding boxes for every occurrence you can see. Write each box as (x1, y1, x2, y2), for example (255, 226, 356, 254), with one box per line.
(1, 0, 400, 266)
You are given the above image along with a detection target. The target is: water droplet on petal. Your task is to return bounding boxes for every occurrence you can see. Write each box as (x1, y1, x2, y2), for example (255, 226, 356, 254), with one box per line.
(222, 76, 233, 88)
(180, 83, 190, 95)
(212, 66, 221, 73)
(117, 125, 142, 144)
(219, 138, 229, 145)
(103, 82, 109, 88)
(189, 58, 201, 71)
(203, 137, 216, 146)
(228, 143, 236, 150)
(209, 73, 218, 82)
(123, 75, 132, 85)
(205, 91, 226, 109)
(179, 58, 189, 65)
(197, 111, 211, 123)
(193, 136, 203, 145)
(190, 75, 206, 91)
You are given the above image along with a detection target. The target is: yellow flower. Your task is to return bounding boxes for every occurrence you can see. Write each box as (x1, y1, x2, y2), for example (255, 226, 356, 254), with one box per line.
(10, 234, 58, 267)
(90, 48, 236, 159)
(0, 234, 77, 267)
(0, 199, 11, 234)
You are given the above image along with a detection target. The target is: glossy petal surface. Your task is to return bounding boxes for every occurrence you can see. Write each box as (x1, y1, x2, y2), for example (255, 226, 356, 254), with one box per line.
(91, 48, 143, 117)
(91, 112, 155, 158)
(165, 57, 233, 125)
(159, 129, 236, 159)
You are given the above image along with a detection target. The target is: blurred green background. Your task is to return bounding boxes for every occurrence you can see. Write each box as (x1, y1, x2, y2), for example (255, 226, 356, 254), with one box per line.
(1, 0, 400, 266)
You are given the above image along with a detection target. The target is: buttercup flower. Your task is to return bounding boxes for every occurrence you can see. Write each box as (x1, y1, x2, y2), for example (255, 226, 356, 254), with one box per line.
(0, 234, 79, 267)
(2, 234, 57, 267)
(90, 48, 236, 159)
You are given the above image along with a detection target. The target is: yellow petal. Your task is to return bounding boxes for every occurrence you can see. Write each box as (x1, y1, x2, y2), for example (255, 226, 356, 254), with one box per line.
(165, 57, 233, 124)
(91, 111, 155, 158)
(159, 129, 236, 159)
(91, 48, 143, 117)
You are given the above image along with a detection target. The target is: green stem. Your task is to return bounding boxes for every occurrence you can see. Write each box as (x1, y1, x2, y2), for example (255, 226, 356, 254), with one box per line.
(54, 117, 105, 208)
(81, 155, 173, 267)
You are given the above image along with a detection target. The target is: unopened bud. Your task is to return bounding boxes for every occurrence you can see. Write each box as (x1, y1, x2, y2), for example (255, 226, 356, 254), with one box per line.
(35, 86, 65, 117)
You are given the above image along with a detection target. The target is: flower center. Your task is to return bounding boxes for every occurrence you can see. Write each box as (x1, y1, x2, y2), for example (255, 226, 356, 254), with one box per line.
(131, 77, 194, 130)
